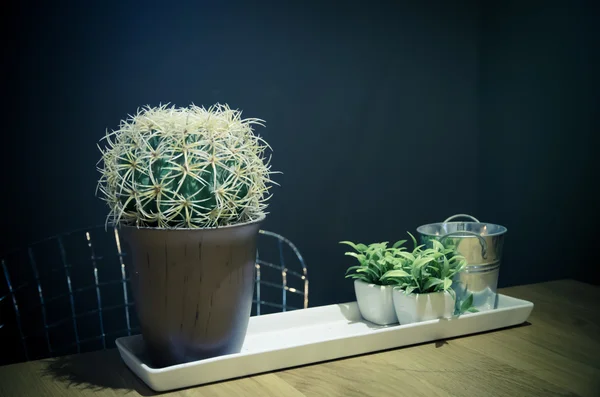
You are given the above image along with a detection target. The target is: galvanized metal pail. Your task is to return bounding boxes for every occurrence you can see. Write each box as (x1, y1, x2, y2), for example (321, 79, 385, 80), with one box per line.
(416, 214, 507, 311)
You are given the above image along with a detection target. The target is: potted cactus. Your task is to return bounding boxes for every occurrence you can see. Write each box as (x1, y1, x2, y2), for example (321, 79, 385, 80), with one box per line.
(341, 240, 409, 325)
(97, 103, 275, 367)
(381, 232, 474, 324)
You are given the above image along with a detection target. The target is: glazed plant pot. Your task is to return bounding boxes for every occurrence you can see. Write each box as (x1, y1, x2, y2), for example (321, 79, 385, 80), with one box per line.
(354, 280, 398, 326)
(120, 216, 264, 367)
(392, 289, 455, 325)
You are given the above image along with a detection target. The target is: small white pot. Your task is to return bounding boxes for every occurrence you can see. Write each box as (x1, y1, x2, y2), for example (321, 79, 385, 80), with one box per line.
(392, 289, 455, 325)
(354, 279, 398, 325)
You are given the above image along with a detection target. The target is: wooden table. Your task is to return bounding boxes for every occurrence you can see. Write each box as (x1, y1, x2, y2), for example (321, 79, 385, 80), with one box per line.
(0, 279, 598, 396)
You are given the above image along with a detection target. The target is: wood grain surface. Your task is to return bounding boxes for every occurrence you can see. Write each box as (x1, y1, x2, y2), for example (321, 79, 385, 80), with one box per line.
(0, 279, 598, 397)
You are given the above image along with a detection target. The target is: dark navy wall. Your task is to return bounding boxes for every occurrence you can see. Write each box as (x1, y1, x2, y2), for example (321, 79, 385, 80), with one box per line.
(3, 0, 481, 308)
(3, 0, 596, 310)
(477, 0, 598, 287)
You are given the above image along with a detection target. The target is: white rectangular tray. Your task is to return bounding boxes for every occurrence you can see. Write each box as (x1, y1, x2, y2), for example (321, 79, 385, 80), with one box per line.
(116, 293, 533, 392)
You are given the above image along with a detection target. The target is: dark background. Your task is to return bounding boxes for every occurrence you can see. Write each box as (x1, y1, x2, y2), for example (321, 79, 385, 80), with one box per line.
(1, 0, 597, 347)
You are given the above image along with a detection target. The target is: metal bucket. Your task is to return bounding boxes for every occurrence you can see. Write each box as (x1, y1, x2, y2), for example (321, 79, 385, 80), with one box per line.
(416, 214, 507, 311)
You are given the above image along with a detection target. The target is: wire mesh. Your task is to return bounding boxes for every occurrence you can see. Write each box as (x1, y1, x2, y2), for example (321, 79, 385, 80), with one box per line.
(0, 226, 308, 365)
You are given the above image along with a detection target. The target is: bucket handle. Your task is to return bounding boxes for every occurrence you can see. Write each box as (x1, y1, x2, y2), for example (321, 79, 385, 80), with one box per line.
(439, 231, 488, 259)
(444, 214, 480, 223)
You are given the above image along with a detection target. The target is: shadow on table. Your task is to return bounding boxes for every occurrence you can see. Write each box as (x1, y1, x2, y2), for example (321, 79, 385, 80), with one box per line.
(40, 349, 158, 396)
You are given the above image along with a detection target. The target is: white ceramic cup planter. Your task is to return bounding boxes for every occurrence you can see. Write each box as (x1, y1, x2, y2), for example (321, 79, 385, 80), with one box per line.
(353, 280, 398, 325)
(392, 288, 455, 324)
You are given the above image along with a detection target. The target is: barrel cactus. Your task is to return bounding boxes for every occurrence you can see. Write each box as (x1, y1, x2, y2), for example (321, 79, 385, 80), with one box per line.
(97, 103, 275, 228)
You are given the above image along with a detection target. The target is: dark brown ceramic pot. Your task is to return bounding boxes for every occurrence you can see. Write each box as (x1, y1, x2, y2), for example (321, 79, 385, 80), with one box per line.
(120, 215, 263, 367)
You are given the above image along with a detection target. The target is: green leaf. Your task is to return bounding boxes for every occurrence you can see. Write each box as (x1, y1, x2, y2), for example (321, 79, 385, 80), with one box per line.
(432, 239, 445, 251)
(344, 265, 363, 274)
(441, 255, 450, 279)
(357, 266, 379, 281)
(382, 269, 410, 278)
(356, 243, 368, 252)
(346, 274, 371, 283)
(460, 293, 474, 314)
(392, 239, 407, 249)
(405, 285, 416, 295)
(344, 252, 366, 263)
(390, 257, 403, 267)
(449, 254, 466, 263)
(411, 262, 421, 280)
(368, 242, 388, 251)
(397, 251, 416, 262)
(370, 251, 381, 261)
(423, 277, 444, 291)
(413, 256, 435, 269)
(467, 307, 479, 313)
(443, 277, 453, 291)
(370, 263, 385, 278)
(426, 267, 438, 279)
(413, 244, 426, 253)
(345, 273, 364, 280)
(407, 231, 418, 251)
(394, 281, 409, 289)
(339, 241, 359, 251)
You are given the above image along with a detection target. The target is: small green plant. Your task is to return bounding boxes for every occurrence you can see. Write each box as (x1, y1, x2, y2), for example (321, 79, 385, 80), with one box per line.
(380, 232, 468, 300)
(97, 103, 276, 229)
(341, 240, 410, 286)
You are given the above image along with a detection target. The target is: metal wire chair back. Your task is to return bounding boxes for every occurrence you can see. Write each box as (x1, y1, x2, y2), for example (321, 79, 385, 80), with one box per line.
(0, 226, 308, 365)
